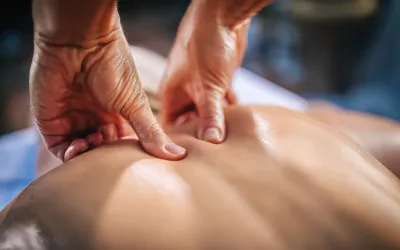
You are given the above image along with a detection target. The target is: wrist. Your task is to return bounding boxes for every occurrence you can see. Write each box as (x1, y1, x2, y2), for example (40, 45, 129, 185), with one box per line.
(32, 0, 120, 48)
(193, 0, 273, 29)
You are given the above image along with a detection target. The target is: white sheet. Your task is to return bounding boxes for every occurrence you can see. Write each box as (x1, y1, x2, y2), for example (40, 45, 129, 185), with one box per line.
(132, 46, 308, 111)
(232, 68, 308, 111)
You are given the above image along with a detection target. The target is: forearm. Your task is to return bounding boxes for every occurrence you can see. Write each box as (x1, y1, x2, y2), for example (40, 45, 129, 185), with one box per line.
(32, 0, 120, 47)
(194, 0, 274, 28)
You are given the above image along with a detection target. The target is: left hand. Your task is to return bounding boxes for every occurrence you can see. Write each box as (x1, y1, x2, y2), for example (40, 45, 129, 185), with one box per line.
(159, 2, 249, 143)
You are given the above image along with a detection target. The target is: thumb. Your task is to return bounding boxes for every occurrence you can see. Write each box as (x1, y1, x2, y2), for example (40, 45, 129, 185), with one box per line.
(121, 90, 187, 160)
(195, 89, 226, 144)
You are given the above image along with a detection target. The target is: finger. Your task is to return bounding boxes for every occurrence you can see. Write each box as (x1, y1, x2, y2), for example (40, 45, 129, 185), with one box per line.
(64, 139, 89, 162)
(121, 91, 187, 160)
(226, 90, 238, 105)
(86, 133, 103, 148)
(196, 90, 225, 144)
(48, 141, 70, 162)
(99, 124, 119, 142)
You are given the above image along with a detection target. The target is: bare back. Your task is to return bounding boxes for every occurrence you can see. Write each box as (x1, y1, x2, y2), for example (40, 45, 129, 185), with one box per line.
(1, 106, 400, 250)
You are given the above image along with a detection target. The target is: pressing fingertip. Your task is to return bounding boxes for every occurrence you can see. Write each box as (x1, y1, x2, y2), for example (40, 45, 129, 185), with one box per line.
(142, 140, 187, 161)
(64, 139, 89, 162)
(201, 127, 223, 144)
(165, 142, 187, 156)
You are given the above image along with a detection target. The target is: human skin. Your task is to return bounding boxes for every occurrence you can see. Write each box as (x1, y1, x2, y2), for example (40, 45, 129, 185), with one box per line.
(307, 102, 400, 178)
(33, 46, 400, 179)
(31, 0, 274, 162)
(31, 0, 186, 162)
(1, 105, 400, 249)
(160, 0, 274, 143)
(34, 102, 400, 179)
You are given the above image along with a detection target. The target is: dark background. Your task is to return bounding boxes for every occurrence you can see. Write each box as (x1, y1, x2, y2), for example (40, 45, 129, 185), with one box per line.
(1, 0, 398, 136)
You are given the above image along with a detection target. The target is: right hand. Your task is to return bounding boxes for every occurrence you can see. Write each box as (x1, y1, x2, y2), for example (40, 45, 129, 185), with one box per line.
(30, 25, 187, 162)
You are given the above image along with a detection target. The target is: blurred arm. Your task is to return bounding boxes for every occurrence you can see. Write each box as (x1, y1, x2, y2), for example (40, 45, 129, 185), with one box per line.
(32, 0, 119, 48)
(195, 0, 274, 28)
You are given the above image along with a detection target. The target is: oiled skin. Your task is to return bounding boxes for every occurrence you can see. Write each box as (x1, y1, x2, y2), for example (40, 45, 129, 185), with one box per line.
(307, 103, 400, 178)
(1, 106, 400, 250)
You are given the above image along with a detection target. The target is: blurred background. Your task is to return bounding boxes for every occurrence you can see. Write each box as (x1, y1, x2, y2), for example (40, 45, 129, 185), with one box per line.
(0, 0, 399, 137)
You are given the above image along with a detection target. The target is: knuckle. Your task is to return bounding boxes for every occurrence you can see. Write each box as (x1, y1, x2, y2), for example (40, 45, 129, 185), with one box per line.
(148, 122, 163, 140)
(198, 91, 222, 108)
(112, 66, 144, 114)
(135, 119, 163, 143)
(122, 90, 148, 120)
(95, 52, 142, 113)
(203, 69, 230, 91)
(203, 104, 220, 120)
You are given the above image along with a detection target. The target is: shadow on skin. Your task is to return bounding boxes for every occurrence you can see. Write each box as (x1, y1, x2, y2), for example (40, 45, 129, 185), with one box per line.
(0, 106, 267, 249)
(1, 106, 400, 249)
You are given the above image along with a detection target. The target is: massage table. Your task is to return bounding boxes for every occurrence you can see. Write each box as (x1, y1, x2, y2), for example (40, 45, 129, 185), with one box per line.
(0, 46, 308, 210)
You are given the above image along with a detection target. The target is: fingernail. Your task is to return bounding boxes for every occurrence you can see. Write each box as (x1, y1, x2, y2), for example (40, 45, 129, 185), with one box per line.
(202, 127, 222, 142)
(165, 142, 186, 156)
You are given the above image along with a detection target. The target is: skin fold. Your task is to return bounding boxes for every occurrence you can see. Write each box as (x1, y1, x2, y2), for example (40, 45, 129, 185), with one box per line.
(1, 105, 400, 249)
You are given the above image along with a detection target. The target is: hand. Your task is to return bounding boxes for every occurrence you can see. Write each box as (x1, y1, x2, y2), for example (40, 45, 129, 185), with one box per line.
(30, 26, 186, 162)
(160, 2, 249, 143)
